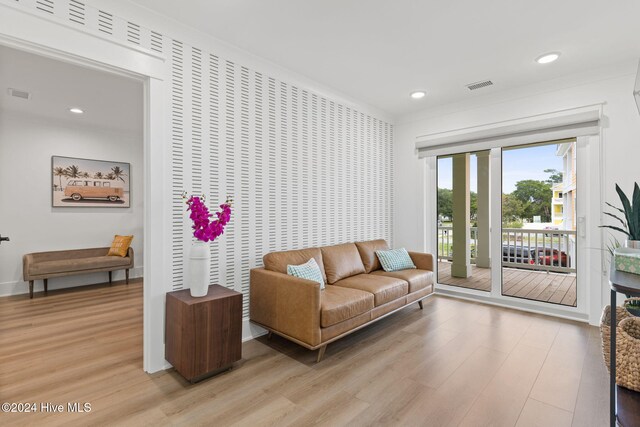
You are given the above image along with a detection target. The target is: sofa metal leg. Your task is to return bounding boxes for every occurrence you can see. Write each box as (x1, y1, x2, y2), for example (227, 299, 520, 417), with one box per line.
(108, 271, 112, 285)
(317, 345, 327, 363)
(44, 279, 48, 295)
(29, 280, 34, 299)
(125, 269, 130, 285)
(267, 331, 273, 340)
(418, 300, 424, 310)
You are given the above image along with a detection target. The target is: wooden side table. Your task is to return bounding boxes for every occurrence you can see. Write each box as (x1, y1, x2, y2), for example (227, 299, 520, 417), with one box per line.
(609, 267, 640, 427)
(165, 284, 242, 383)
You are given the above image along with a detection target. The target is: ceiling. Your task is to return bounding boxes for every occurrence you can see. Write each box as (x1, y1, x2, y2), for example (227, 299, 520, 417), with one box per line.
(128, 0, 640, 118)
(0, 45, 143, 132)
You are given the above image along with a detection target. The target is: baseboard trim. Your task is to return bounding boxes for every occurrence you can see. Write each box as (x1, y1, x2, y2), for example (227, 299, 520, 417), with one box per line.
(434, 287, 589, 323)
(0, 266, 144, 298)
(243, 318, 267, 342)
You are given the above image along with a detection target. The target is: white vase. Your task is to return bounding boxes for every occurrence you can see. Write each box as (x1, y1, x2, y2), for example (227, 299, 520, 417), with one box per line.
(189, 241, 210, 297)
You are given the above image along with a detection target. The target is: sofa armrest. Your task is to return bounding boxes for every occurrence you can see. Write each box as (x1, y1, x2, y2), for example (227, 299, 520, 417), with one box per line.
(408, 251, 434, 271)
(250, 268, 321, 347)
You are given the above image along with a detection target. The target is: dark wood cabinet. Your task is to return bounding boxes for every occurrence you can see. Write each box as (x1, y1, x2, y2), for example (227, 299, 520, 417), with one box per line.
(165, 284, 242, 382)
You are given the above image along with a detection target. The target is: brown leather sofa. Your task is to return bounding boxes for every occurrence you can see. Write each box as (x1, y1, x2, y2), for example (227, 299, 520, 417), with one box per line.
(23, 247, 134, 298)
(250, 240, 434, 361)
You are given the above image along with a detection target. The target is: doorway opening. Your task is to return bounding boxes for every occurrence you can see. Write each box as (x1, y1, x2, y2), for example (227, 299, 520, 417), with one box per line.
(0, 44, 146, 393)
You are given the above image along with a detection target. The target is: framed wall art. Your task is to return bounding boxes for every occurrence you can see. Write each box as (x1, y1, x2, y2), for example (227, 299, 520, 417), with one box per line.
(52, 156, 131, 208)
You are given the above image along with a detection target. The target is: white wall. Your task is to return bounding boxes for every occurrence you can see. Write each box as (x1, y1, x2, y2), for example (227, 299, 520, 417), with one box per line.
(393, 60, 640, 321)
(0, 110, 144, 296)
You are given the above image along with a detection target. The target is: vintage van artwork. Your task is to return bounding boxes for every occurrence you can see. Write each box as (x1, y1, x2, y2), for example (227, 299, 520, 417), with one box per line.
(52, 156, 131, 207)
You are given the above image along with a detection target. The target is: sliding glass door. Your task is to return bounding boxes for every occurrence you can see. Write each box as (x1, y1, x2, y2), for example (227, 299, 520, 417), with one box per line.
(436, 151, 491, 292)
(501, 141, 577, 307)
(435, 140, 579, 309)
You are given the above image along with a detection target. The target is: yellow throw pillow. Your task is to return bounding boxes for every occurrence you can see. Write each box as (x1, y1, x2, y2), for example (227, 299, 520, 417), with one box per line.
(108, 235, 133, 257)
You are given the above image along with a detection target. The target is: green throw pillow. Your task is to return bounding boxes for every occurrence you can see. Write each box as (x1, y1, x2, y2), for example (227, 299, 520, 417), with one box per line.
(376, 248, 416, 272)
(287, 258, 325, 289)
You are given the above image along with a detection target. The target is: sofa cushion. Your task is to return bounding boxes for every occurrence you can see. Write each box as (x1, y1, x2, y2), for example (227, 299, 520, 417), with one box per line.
(355, 239, 389, 273)
(321, 286, 374, 328)
(334, 274, 408, 306)
(263, 248, 327, 282)
(371, 269, 434, 293)
(321, 312, 371, 342)
(29, 247, 110, 263)
(29, 256, 131, 276)
(321, 243, 366, 284)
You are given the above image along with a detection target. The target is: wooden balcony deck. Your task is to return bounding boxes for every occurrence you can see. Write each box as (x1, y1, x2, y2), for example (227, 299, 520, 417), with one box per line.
(437, 261, 577, 307)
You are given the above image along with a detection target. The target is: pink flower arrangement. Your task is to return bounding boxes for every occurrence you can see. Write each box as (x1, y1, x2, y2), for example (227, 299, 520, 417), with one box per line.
(184, 193, 233, 242)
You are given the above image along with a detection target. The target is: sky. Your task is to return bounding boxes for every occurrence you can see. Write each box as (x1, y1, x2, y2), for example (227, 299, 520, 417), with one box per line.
(437, 143, 562, 194)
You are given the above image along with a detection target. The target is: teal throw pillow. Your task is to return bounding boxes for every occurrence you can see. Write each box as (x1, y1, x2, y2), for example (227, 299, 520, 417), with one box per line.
(287, 258, 325, 289)
(376, 248, 416, 272)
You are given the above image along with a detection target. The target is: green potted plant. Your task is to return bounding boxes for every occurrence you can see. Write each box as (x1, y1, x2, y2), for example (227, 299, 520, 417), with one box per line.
(601, 183, 640, 249)
(625, 298, 640, 317)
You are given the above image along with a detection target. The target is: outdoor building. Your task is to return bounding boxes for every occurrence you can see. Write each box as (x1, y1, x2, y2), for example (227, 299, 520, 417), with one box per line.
(557, 141, 577, 231)
(551, 182, 564, 226)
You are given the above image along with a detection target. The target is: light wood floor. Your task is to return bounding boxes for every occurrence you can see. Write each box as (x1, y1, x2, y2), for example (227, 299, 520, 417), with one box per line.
(0, 279, 607, 426)
(438, 261, 577, 307)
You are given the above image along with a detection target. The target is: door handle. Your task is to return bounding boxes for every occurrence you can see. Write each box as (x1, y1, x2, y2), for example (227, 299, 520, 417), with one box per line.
(577, 217, 586, 238)
(0, 235, 10, 244)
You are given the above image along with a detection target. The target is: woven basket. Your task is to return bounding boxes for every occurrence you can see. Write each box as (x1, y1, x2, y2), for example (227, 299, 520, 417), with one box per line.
(600, 305, 631, 369)
(616, 317, 640, 392)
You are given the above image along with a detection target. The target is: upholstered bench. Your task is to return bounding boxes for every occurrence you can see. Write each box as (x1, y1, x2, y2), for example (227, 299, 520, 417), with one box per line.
(22, 247, 134, 298)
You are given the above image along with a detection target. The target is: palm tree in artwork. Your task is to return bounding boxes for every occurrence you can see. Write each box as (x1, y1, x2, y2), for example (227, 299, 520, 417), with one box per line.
(94, 172, 104, 179)
(53, 167, 67, 191)
(110, 166, 127, 183)
(105, 172, 116, 180)
(65, 165, 82, 179)
(80, 172, 90, 178)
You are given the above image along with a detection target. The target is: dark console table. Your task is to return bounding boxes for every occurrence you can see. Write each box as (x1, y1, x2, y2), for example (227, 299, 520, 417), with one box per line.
(609, 267, 640, 427)
(165, 284, 242, 383)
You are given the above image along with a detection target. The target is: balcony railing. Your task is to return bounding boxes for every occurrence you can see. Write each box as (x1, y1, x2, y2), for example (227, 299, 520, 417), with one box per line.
(437, 226, 576, 274)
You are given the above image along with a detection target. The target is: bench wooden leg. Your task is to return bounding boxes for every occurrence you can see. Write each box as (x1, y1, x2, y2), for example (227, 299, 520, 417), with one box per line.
(418, 300, 424, 310)
(108, 271, 112, 285)
(29, 280, 34, 299)
(125, 269, 129, 285)
(44, 279, 48, 295)
(317, 345, 327, 363)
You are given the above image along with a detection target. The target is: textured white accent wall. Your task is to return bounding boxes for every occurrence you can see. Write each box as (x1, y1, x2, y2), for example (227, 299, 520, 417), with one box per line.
(169, 43, 394, 317)
(3, 0, 395, 319)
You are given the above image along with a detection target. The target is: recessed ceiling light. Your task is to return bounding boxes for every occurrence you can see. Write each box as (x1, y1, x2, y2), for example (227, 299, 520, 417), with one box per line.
(410, 91, 426, 99)
(69, 107, 84, 114)
(536, 52, 561, 64)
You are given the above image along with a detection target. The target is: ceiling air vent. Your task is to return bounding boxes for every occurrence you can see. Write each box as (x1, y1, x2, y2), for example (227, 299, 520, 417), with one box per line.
(466, 80, 493, 91)
(7, 88, 31, 100)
